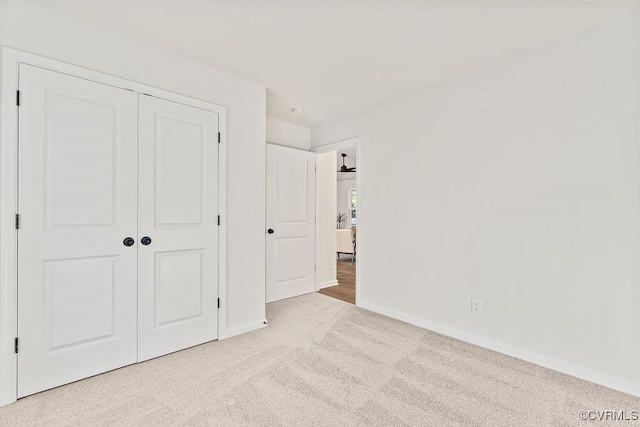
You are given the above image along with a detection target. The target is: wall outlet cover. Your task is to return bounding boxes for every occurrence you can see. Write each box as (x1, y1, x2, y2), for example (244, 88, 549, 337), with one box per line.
(471, 299, 482, 314)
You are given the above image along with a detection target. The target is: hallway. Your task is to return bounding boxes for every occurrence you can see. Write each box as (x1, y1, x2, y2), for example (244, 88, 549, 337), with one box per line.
(319, 259, 355, 304)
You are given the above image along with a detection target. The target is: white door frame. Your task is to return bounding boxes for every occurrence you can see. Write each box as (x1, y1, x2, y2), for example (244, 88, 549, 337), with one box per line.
(312, 137, 362, 306)
(0, 47, 228, 406)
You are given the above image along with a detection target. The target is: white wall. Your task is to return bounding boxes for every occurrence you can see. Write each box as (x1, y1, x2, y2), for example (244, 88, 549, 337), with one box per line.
(317, 152, 337, 288)
(312, 13, 640, 395)
(266, 117, 311, 151)
(0, 0, 267, 336)
(337, 179, 356, 229)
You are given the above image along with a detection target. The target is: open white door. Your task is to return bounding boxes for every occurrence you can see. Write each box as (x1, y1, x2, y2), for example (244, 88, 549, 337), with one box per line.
(266, 144, 316, 303)
(17, 65, 139, 397)
(137, 95, 219, 361)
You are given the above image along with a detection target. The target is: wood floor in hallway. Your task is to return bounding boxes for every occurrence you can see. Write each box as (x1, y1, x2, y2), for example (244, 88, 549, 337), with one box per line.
(318, 258, 355, 304)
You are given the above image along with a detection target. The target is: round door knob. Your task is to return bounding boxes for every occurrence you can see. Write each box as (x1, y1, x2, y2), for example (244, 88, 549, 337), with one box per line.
(267, 229, 274, 234)
(141, 236, 152, 246)
(123, 237, 135, 247)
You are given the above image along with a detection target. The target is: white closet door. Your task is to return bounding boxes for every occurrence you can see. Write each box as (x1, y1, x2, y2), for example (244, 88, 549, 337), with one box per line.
(137, 96, 219, 362)
(266, 144, 316, 303)
(17, 65, 139, 397)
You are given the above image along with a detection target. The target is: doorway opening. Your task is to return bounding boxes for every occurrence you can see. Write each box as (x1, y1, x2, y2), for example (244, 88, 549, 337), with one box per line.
(313, 137, 361, 305)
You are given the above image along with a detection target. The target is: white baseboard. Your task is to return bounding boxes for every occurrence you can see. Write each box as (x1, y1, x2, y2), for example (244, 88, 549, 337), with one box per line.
(223, 319, 267, 339)
(358, 301, 640, 397)
(319, 280, 339, 289)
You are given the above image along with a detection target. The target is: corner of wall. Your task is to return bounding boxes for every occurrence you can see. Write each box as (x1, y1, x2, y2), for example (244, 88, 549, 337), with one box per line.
(266, 116, 311, 151)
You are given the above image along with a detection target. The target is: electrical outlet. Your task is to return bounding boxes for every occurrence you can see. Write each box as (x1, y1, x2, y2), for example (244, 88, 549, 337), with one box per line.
(329, 203, 335, 213)
(329, 261, 334, 270)
(471, 299, 482, 314)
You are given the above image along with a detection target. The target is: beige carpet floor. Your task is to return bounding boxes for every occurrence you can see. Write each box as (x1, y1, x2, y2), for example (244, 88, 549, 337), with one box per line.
(0, 292, 637, 426)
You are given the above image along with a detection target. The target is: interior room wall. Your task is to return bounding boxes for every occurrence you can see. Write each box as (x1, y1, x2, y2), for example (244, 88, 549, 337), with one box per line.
(337, 179, 356, 229)
(311, 13, 640, 395)
(317, 151, 338, 288)
(0, 0, 267, 338)
(266, 117, 311, 151)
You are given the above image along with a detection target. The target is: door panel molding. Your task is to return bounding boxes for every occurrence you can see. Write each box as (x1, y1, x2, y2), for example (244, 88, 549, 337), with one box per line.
(0, 47, 228, 406)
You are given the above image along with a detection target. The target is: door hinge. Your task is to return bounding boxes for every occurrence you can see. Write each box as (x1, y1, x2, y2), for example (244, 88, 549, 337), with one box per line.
(218, 132, 221, 143)
(217, 298, 220, 309)
(15, 214, 20, 230)
(16, 90, 20, 107)
(217, 215, 221, 226)
(14, 337, 18, 354)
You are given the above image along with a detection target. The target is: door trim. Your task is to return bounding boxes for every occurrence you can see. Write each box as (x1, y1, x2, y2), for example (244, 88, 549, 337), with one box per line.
(312, 137, 362, 305)
(0, 47, 228, 406)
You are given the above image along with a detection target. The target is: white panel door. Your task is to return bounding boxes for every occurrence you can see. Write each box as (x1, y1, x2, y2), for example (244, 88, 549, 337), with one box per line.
(266, 144, 316, 303)
(138, 96, 219, 361)
(17, 65, 138, 397)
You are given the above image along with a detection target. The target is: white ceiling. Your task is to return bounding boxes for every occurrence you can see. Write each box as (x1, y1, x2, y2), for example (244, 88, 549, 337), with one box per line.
(29, 0, 640, 128)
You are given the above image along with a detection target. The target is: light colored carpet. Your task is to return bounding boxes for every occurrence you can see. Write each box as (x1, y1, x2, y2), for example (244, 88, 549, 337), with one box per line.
(0, 292, 637, 426)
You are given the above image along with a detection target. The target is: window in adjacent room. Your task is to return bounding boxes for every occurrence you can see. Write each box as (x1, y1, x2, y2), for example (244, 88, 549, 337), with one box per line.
(349, 188, 357, 225)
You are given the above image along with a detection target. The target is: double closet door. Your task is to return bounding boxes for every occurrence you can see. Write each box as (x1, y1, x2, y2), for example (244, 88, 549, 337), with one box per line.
(17, 65, 220, 397)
